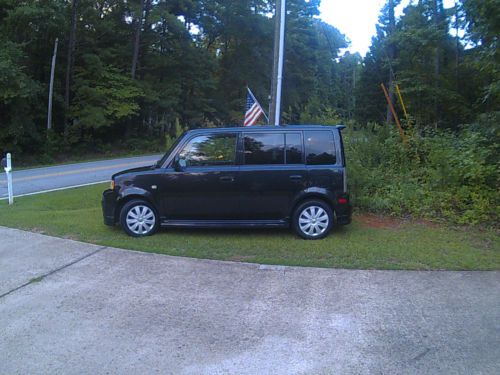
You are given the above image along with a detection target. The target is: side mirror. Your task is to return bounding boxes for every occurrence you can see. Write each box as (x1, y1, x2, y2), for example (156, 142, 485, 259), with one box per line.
(173, 155, 186, 172)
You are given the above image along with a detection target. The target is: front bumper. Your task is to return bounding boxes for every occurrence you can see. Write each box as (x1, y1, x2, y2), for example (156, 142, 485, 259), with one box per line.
(102, 189, 119, 226)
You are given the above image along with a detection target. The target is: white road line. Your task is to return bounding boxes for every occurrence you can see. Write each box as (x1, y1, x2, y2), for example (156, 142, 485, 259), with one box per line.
(0, 159, 158, 183)
(0, 180, 109, 200)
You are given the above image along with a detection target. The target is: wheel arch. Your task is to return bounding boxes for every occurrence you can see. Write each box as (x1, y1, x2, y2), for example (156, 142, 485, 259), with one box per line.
(290, 193, 335, 219)
(115, 193, 157, 223)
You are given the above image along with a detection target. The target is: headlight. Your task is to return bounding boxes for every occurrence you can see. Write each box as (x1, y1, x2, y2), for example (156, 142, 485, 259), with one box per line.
(110, 180, 115, 190)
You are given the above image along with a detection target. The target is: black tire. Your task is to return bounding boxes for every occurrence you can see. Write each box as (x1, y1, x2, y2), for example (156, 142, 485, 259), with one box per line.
(292, 199, 333, 240)
(120, 199, 159, 237)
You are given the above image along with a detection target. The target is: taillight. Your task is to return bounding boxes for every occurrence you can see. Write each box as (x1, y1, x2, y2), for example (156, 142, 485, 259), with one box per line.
(338, 197, 348, 204)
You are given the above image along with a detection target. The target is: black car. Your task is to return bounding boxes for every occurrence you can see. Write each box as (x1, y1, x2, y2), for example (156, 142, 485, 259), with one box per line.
(102, 125, 351, 239)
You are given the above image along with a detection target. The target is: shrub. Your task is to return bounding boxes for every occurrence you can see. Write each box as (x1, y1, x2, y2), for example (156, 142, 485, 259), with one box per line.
(344, 122, 499, 225)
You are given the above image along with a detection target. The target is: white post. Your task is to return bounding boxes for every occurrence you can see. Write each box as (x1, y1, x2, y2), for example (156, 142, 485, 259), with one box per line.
(274, 0, 286, 126)
(4, 153, 13, 205)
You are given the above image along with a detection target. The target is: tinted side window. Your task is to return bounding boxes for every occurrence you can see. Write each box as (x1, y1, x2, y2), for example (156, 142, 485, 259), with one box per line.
(179, 133, 237, 167)
(304, 130, 336, 165)
(285, 133, 303, 164)
(244, 133, 285, 165)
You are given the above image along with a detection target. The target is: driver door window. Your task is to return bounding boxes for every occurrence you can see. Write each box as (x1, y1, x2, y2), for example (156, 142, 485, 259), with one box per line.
(162, 132, 240, 220)
(178, 133, 237, 167)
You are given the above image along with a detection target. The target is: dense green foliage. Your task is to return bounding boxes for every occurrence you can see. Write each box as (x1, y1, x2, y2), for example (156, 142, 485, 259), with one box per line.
(344, 116, 499, 225)
(0, 0, 348, 154)
(0, 0, 498, 224)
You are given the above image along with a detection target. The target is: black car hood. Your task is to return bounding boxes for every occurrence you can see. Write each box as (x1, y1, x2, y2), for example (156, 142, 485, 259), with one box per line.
(112, 164, 156, 179)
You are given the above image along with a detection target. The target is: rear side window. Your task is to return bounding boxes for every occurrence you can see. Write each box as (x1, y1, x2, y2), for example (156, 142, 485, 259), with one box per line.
(304, 130, 336, 165)
(285, 133, 303, 164)
(244, 133, 285, 165)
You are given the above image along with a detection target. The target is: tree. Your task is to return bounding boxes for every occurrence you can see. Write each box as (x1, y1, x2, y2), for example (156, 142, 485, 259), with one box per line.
(69, 54, 143, 135)
(461, 0, 500, 111)
(131, 0, 153, 79)
(356, 0, 475, 128)
(1, 0, 496, 160)
(385, 0, 398, 123)
(0, 40, 42, 153)
(355, 0, 402, 124)
(65, 0, 79, 114)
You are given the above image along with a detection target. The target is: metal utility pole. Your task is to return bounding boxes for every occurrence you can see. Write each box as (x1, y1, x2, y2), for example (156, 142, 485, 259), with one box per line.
(269, 0, 280, 124)
(47, 38, 58, 132)
(269, 0, 286, 126)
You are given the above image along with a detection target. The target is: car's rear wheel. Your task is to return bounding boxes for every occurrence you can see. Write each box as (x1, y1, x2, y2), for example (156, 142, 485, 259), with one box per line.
(120, 199, 159, 237)
(292, 200, 333, 240)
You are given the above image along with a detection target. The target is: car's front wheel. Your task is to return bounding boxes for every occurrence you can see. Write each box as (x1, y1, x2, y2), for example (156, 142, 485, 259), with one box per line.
(292, 200, 333, 240)
(120, 199, 159, 237)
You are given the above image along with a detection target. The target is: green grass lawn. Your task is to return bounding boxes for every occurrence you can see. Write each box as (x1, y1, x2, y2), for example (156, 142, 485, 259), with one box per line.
(0, 183, 498, 270)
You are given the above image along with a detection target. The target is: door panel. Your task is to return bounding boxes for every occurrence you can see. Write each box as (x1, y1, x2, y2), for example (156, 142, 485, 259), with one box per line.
(159, 166, 240, 220)
(158, 132, 240, 220)
(238, 165, 307, 220)
(237, 132, 305, 220)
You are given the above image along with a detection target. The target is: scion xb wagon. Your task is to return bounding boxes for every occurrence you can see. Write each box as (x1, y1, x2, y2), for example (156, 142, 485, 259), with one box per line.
(102, 125, 351, 239)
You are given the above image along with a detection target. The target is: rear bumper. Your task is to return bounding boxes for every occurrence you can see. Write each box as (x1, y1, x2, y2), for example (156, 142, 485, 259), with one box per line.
(102, 189, 118, 226)
(336, 212, 352, 225)
(334, 195, 352, 225)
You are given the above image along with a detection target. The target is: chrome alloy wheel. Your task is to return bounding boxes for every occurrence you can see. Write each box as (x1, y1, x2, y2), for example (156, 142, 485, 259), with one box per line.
(298, 206, 329, 237)
(126, 205, 156, 235)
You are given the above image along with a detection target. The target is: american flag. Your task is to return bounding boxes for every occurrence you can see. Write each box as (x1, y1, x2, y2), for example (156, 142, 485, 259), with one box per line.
(244, 87, 266, 126)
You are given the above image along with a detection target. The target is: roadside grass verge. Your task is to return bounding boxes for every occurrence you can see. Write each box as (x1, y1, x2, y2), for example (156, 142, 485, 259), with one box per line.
(0, 183, 498, 270)
(13, 152, 162, 171)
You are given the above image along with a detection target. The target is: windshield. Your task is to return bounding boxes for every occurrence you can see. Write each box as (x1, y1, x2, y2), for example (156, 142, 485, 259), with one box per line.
(156, 133, 184, 168)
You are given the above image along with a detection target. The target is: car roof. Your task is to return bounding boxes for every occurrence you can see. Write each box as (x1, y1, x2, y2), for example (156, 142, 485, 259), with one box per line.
(186, 125, 346, 135)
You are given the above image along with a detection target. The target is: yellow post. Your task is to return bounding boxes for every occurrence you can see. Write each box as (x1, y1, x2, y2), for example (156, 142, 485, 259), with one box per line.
(395, 84, 409, 121)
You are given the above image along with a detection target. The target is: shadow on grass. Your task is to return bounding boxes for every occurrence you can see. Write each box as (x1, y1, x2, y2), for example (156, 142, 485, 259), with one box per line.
(108, 222, 350, 239)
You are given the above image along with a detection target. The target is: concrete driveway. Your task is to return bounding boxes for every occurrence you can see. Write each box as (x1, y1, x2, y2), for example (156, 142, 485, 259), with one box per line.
(1, 226, 499, 374)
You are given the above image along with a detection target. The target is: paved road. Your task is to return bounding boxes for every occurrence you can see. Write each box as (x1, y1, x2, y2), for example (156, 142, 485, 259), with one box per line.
(1, 227, 499, 374)
(0, 154, 162, 199)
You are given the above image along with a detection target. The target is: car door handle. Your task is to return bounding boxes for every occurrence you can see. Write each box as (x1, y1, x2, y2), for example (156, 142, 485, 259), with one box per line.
(289, 175, 303, 180)
(219, 176, 235, 182)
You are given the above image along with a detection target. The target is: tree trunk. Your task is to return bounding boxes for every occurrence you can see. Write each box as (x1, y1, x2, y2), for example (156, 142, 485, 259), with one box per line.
(131, 0, 146, 79)
(351, 64, 356, 119)
(386, 0, 396, 123)
(64, 0, 79, 117)
(454, 1, 460, 89)
(432, 0, 441, 128)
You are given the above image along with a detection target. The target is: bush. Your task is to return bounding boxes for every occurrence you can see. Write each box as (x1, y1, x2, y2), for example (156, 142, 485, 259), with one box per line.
(344, 122, 499, 225)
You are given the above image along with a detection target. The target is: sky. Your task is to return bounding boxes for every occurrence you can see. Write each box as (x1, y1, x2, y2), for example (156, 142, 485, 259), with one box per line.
(319, 0, 456, 56)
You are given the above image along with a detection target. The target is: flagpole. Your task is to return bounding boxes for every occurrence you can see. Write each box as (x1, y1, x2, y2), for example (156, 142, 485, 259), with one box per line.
(274, 0, 286, 126)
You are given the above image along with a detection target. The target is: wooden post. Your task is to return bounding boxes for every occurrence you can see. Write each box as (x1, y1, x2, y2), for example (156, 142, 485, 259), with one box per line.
(381, 83, 407, 144)
(47, 38, 58, 132)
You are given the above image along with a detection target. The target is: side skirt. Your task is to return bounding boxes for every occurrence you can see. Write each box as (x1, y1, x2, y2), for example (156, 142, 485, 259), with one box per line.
(160, 219, 289, 228)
